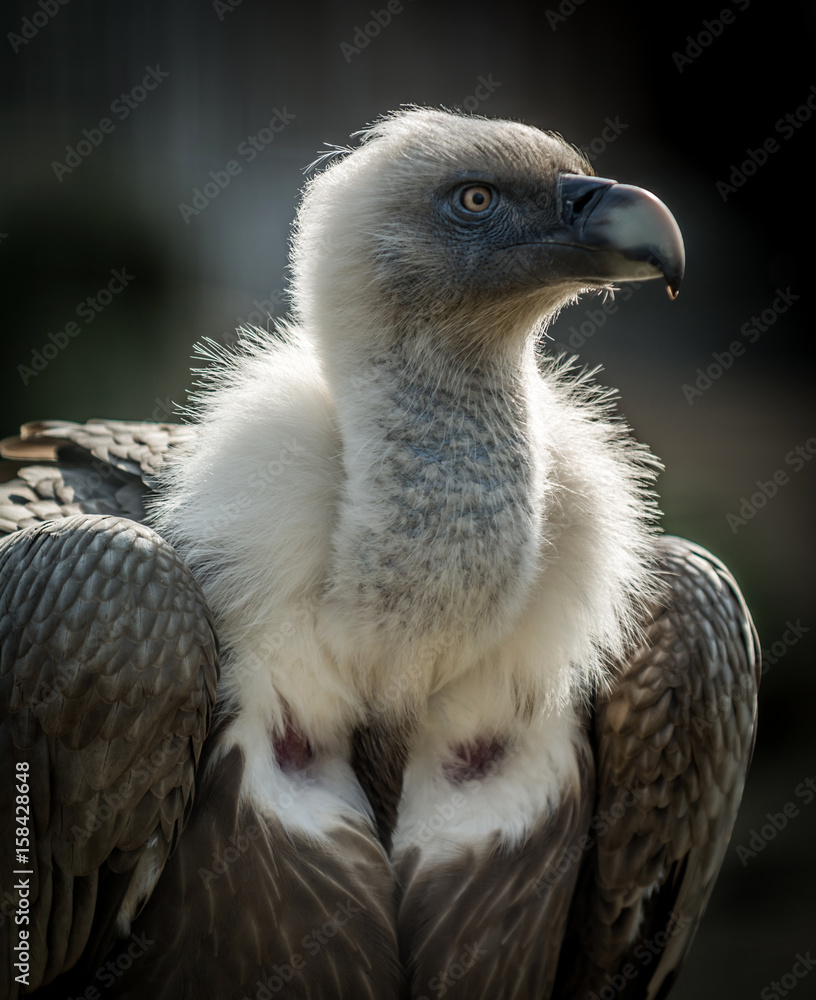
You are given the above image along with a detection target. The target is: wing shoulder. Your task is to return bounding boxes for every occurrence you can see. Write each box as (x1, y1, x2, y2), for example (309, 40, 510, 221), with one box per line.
(0, 514, 218, 996)
(556, 534, 759, 998)
(0, 420, 198, 534)
(1, 419, 197, 482)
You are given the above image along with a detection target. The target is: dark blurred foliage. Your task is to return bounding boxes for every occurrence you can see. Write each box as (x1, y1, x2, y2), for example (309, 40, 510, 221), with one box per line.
(1, 1, 814, 996)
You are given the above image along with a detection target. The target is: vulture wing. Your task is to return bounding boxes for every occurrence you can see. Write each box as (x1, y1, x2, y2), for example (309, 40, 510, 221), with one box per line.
(0, 419, 400, 1000)
(0, 419, 217, 998)
(0, 418, 196, 531)
(554, 535, 760, 999)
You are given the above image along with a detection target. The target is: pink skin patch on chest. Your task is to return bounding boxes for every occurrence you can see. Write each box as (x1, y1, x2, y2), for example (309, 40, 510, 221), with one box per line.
(442, 736, 505, 783)
(273, 723, 313, 771)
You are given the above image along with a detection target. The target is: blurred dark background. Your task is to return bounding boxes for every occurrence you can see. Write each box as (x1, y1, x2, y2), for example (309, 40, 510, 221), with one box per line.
(1, 1, 814, 995)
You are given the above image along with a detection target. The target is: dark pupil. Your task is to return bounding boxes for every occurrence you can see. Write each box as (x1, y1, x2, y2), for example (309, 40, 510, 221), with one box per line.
(471, 191, 485, 206)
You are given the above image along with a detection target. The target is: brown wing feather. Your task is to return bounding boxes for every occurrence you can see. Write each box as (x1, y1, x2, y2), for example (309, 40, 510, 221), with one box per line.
(1, 419, 196, 481)
(554, 535, 759, 999)
(0, 418, 196, 533)
(0, 514, 218, 998)
(397, 732, 595, 999)
(99, 741, 401, 1000)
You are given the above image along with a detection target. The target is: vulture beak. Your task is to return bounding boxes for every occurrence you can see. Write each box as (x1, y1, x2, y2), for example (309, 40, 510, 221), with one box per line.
(515, 174, 685, 298)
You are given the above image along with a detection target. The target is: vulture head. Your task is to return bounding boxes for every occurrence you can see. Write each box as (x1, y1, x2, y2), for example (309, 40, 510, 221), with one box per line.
(292, 107, 684, 370)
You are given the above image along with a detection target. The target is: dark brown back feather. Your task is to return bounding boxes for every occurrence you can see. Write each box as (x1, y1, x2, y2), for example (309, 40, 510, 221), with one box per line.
(102, 739, 402, 999)
(0, 514, 218, 998)
(553, 535, 760, 998)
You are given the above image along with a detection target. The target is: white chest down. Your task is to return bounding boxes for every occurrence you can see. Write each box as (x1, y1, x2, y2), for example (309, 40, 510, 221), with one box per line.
(201, 346, 610, 865)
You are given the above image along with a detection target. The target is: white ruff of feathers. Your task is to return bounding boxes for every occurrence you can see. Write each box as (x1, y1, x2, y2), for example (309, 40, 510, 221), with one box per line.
(149, 109, 662, 794)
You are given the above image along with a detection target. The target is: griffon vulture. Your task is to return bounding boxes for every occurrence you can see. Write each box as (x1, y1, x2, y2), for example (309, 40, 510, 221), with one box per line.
(0, 108, 759, 999)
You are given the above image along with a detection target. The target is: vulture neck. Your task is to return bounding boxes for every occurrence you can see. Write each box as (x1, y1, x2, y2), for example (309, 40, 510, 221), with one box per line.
(321, 305, 540, 410)
(318, 319, 547, 701)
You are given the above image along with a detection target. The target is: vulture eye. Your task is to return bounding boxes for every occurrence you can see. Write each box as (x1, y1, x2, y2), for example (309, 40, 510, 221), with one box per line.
(459, 185, 494, 214)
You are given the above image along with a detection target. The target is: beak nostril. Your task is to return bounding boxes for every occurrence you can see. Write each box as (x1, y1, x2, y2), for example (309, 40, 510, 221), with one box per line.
(560, 174, 618, 227)
(571, 190, 596, 215)
(567, 187, 603, 227)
